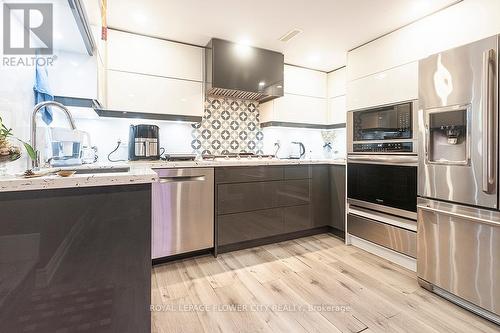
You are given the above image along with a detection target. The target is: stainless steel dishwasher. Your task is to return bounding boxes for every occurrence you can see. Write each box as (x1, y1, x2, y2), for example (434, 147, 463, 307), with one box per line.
(152, 168, 214, 259)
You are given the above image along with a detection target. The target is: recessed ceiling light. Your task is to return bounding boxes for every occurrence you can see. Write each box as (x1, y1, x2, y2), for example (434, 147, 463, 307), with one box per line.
(279, 29, 302, 43)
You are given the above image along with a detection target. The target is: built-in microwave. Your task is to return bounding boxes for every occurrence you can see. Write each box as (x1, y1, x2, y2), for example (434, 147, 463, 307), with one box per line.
(347, 100, 418, 154)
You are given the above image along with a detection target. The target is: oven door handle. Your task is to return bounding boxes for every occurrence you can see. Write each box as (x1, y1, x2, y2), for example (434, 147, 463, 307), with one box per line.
(348, 155, 418, 165)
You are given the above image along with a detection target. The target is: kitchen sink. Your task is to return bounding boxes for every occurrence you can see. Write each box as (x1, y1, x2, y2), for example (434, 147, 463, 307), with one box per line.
(72, 167, 131, 174)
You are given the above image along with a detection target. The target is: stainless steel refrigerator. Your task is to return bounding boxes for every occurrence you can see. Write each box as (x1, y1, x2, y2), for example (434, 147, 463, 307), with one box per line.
(417, 35, 499, 324)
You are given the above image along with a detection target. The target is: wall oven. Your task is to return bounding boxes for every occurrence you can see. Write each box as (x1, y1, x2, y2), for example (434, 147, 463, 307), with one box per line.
(347, 155, 417, 219)
(347, 101, 418, 259)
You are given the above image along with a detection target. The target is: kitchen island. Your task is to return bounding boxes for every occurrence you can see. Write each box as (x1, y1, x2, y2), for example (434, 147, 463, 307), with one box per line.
(0, 158, 345, 333)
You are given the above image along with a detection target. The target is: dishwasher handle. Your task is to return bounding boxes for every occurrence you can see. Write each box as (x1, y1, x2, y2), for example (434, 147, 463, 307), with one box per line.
(158, 175, 206, 183)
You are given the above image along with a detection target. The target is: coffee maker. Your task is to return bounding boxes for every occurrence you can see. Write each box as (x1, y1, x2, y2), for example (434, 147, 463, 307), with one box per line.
(129, 124, 160, 160)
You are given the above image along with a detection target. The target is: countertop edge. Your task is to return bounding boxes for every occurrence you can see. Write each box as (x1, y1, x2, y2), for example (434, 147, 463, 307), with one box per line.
(0, 159, 346, 193)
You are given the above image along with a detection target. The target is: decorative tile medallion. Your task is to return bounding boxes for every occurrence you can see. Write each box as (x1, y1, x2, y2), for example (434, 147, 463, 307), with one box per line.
(191, 97, 264, 155)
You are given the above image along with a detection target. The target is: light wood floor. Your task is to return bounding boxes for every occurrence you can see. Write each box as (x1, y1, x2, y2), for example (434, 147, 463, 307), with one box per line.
(151, 234, 499, 333)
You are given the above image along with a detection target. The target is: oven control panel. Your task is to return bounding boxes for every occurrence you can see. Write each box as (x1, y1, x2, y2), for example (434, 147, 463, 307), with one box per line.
(353, 142, 413, 153)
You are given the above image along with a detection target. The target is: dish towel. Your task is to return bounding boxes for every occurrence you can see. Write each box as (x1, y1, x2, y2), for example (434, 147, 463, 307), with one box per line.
(33, 58, 54, 125)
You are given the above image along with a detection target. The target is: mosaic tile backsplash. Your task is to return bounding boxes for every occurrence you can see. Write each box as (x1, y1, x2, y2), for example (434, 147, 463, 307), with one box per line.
(191, 97, 264, 155)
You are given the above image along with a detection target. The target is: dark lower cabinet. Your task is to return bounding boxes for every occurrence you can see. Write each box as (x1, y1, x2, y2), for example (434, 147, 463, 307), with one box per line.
(218, 179, 311, 214)
(218, 208, 284, 245)
(330, 165, 346, 232)
(0, 185, 151, 333)
(216, 164, 346, 253)
(312, 165, 331, 227)
(284, 205, 312, 233)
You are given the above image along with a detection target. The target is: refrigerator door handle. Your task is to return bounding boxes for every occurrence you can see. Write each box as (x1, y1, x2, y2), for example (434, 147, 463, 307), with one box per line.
(482, 49, 496, 194)
(417, 204, 500, 227)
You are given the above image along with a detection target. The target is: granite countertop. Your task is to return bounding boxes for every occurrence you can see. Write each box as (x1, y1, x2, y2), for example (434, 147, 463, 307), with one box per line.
(0, 158, 346, 193)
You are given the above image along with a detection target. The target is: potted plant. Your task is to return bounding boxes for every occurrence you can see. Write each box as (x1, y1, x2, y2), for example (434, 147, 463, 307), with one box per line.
(0, 116, 36, 176)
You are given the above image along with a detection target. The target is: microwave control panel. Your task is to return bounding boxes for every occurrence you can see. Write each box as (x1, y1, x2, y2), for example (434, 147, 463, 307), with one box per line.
(353, 142, 413, 153)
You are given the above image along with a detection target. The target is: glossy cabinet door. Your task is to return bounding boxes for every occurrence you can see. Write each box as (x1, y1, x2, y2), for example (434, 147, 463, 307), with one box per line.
(218, 182, 280, 214)
(327, 95, 346, 125)
(106, 70, 204, 117)
(272, 94, 328, 124)
(346, 0, 500, 82)
(215, 166, 283, 183)
(107, 29, 203, 82)
(217, 179, 310, 215)
(216, 165, 315, 251)
(218, 209, 284, 246)
(48, 50, 98, 100)
(327, 67, 346, 98)
(0, 185, 151, 333)
(326, 68, 347, 125)
(284, 65, 327, 98)
(284, 165, 312, 180)
(215, 165, 349, 251)
(346, 62, 418, 111)
(285, 205, 313, 233)
(312, 165, 331, 227)
(330, 165, 346, 232)
(259, 65, 329, 125)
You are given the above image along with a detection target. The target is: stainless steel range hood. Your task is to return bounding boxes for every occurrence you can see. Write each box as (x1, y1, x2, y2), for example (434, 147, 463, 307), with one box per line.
(205, 38, 284, 103)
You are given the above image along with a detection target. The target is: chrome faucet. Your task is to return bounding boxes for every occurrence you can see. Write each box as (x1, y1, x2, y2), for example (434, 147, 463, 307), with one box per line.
(31, 101, 76, 169)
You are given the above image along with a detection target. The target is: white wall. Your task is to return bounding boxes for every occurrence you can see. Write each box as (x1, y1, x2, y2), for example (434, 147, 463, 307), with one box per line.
(262, 127, 346, 159)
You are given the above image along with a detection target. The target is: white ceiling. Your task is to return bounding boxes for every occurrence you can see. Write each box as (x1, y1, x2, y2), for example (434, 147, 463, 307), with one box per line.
(107, 0, 460, 72)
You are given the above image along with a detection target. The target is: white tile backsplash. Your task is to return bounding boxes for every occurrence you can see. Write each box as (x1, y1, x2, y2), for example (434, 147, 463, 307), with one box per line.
(262, 127, 346, 159)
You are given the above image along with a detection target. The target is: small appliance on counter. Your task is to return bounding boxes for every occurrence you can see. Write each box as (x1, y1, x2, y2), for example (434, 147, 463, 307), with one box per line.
(289, 141, 305, 159)
(48, 127, 87, 167)
(129, 124, 160, 161)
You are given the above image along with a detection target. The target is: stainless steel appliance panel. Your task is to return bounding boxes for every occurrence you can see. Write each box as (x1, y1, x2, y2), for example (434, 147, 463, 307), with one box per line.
(348, 213, 416, 258)
(152, 168, 214, 258)
(417, 198, 500, 317)
(418, 35, 499, 209)
(347, 100, 419, 154)
(347, 155, 417, 216)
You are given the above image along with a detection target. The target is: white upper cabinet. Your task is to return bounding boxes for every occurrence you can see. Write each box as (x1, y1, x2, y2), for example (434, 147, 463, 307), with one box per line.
(261, 65, 346, 125)
(347, 62, 418, 111)
(327, 67, 346, 98)
(106, 70, 203, 117)
(107, 29, 204, 82)
(284, 65, 327, 98)
(328, 95, 346, 125)
(49, 51, 98, 100)
(326, 68, 346, 124)
(260, 94, 328, 125)
(347, 0, 500, 81)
